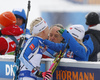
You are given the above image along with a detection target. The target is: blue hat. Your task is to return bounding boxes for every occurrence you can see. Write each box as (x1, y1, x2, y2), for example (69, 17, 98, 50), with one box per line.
(12, 8, 26, 23)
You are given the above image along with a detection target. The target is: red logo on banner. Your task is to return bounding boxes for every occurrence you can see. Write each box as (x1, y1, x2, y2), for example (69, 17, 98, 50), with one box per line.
(29, 44, 35, 50)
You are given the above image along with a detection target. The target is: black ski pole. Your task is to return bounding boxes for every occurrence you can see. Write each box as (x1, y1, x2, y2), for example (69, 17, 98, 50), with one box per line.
(24, 0, 31, 34)
(13, 1, 31, 80)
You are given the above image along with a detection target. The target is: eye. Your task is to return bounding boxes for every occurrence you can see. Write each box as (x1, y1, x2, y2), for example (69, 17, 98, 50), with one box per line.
(49, 34, 53, 37)
(55, 35, 58, 38)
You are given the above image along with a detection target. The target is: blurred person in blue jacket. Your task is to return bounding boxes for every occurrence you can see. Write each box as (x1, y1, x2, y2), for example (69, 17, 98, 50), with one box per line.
(19, 17, 52, 80)
(43, 25, 94, 61)
(12, 8, 31, 39)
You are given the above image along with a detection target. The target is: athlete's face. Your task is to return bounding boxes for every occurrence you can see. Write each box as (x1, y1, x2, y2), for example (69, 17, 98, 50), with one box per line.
(16, 18, 23, 26)
(48, 26, 63, 43)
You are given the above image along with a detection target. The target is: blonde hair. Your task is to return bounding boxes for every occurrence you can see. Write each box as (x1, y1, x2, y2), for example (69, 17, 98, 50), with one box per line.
(76, 39, 87, 52)
(30, 17, 43, 36)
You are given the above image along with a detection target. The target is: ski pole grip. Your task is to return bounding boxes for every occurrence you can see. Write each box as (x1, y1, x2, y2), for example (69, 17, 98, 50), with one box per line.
(28, 0, 31, 11)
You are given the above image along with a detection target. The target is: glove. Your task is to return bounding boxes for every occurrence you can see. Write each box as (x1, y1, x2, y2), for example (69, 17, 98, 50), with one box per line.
(35, 70, 52, 80)
(58, 28, 65, 35)
(42, 70, 52, 80)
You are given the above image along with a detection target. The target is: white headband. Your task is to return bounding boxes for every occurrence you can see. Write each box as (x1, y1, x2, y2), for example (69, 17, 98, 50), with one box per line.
(32, 20, 48, 34)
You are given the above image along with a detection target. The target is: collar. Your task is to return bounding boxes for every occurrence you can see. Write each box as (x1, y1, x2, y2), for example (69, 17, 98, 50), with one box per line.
(35, 36, 44, 42)
(89, 24, 100, 31)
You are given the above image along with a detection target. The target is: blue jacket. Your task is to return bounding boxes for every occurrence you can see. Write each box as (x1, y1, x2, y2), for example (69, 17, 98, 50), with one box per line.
(44, 30, 94, 61)
(12, 9, 30, 35)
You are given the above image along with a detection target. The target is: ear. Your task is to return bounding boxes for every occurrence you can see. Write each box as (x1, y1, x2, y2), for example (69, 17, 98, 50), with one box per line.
(40, 30, 45, 36)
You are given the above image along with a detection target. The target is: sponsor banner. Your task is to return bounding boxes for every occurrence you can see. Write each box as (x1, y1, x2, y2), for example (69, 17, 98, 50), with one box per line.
(53, 66, 100, 80)
(0, 61, 14, 79)
(0, 61, 45, 80)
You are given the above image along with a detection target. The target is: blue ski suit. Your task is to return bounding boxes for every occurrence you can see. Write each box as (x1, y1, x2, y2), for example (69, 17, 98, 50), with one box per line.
(19, 37, 45, 79)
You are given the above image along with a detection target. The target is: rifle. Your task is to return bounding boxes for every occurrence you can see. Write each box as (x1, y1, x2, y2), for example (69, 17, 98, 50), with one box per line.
(13, 1, 31, 80)
(44, 39, 70, 80)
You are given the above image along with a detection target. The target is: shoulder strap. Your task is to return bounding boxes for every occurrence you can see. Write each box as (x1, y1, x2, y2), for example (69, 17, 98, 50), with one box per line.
(7, 35, 19, 51)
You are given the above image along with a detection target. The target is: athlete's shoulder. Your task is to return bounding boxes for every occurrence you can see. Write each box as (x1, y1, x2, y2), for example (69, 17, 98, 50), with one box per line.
(26, 37, 39, 47)
(30, 37, 39, 42)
